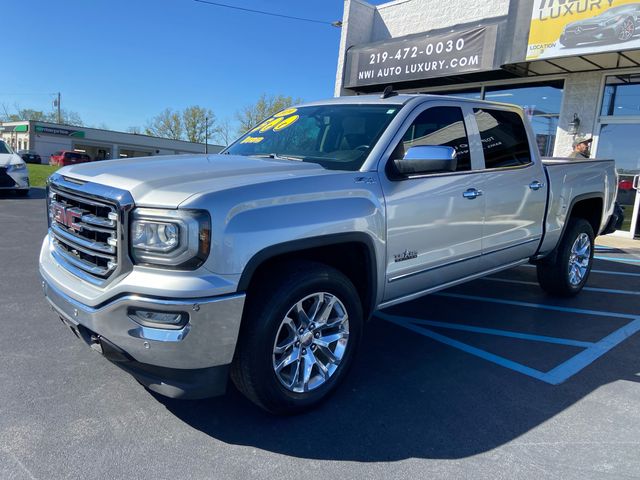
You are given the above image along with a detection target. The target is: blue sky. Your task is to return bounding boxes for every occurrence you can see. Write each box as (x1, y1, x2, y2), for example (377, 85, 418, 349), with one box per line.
(0, 1, 383, 134)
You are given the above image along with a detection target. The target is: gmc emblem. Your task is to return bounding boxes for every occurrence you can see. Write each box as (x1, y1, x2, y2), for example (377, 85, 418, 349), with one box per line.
(50, 201, 83, 231)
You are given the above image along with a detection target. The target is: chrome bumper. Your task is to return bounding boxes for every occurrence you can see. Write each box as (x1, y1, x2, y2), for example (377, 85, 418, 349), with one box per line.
(42, 279, 245, 371)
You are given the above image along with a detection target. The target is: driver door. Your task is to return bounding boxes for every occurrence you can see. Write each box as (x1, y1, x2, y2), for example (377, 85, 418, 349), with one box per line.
(380, 102, 485, 304)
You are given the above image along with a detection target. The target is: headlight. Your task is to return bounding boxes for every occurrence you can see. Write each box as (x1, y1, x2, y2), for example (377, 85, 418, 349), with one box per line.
(6, 162, 26, 172)
(130, 208, 210, 269)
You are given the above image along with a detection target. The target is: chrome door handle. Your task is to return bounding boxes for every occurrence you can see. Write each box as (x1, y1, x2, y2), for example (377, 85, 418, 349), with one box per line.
(529, 181, 544, 191)
(463, 188, 483, 199)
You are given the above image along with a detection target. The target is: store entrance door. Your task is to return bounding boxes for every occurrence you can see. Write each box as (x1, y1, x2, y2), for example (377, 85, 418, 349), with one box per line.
(596, 123, 640, 237)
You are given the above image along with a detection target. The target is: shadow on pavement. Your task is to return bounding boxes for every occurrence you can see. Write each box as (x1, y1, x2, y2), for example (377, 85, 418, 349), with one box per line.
(156, 316, 640, 462)
(0, 187, 46, 200)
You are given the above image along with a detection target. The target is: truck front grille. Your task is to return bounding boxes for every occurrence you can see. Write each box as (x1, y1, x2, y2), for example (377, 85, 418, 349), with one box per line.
(48, 185, 120, 282)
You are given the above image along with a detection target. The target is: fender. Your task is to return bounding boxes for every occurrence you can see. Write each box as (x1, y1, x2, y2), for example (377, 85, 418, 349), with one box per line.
(534, 192, 604, 264)
(237, 232, 379, 318)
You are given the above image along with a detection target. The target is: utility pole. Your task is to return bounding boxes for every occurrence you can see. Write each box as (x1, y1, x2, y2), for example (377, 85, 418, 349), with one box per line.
(54, 92, 61, 124)
(205, 116, 209, 154)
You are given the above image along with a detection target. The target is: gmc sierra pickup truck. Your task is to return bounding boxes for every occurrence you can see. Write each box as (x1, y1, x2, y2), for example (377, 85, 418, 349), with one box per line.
(40, 94, 620, 414)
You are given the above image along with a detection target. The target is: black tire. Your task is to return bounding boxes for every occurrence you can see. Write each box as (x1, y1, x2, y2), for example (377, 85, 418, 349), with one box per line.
(560, 38, 577, 48)
(231, 261, 363, 415)
(537, 218, 594, 297)
(616, 17, 635, 42)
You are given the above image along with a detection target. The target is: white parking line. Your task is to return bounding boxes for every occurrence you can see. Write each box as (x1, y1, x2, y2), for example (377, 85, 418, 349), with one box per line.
(436, 292, 637, 319)
(482, 277, 640, 296)
(521, 263, 640, 278)
(378, 288, 640, 385)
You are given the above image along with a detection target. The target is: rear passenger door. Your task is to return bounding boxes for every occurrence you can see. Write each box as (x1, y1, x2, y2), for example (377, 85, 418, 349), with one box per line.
(472, 107, 548, 269)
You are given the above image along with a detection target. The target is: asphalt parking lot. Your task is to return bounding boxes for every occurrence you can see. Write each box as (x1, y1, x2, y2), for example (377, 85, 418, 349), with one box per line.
(1, 189, 640, 480)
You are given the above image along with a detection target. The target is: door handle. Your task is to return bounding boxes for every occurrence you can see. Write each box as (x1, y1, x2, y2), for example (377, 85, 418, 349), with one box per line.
(529, 181, 544, 191)
(463, 188, 483, 199)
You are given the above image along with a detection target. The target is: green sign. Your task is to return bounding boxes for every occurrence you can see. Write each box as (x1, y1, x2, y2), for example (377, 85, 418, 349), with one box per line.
(35, 125, 85, 138)
(0, 124, 28, 133)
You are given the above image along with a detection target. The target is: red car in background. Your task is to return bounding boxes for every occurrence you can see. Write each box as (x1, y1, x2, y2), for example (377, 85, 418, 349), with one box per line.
(49, 151, 92, 166)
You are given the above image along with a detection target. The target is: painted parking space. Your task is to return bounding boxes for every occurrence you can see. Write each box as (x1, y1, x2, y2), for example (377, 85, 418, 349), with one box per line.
(377, 251, 640, 385)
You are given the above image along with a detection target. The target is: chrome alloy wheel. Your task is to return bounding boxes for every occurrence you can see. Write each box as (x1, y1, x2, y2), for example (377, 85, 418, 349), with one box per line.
(568, 232, 591, 286)
(618, 18, 635, 41)
(272, 292, 349, 393)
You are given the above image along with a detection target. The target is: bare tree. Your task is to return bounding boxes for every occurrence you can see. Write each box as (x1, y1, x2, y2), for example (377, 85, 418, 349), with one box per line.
(145, 108, 183, 140)
(213, 117, 235, 146)
(182, 106, 215, 143)
(235, 94, 303, 134)
(0, 103, 83, 125)
(127, 126, 142, 134)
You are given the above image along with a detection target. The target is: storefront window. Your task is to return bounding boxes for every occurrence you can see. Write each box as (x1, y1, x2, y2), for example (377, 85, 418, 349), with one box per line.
(601, 74, 640, 117)
(484, 81, 563, 157)
(431, 88, 482, 100)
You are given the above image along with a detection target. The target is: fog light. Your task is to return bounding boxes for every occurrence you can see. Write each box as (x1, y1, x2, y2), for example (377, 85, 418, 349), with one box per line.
(129, 309, 187, 329)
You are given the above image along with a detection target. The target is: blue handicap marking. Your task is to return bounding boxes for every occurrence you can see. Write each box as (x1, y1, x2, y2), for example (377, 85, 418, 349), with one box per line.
(376, 292, 640, 385)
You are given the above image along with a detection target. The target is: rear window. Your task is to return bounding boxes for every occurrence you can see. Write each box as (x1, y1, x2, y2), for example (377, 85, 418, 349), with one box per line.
(474, 108, 532, 169)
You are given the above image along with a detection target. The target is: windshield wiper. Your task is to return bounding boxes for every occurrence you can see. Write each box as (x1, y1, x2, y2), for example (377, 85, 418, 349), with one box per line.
(251, 153, 303, 162)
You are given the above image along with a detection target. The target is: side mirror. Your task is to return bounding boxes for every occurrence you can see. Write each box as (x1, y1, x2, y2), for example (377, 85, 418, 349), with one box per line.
(393, 145, 457, 176)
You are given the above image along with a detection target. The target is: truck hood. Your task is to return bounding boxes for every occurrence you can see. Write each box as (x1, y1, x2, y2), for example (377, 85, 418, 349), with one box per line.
(59, 154, 334, 207)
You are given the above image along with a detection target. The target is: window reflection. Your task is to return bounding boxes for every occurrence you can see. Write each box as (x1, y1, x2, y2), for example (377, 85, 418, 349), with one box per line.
(426, 81, 563, 157)
(484, 82, 563, 157)
(601, 74, 640, 116)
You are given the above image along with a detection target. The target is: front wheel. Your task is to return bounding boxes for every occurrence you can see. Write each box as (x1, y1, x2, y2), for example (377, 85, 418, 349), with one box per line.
(231, 261, 363, 414)
(537, 218, 594, 297)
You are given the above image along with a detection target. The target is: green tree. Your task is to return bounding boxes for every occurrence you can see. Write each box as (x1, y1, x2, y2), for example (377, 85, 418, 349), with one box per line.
(235, 94, 303, 134)
(182, 106, 215, 143)
(145, 108, 183, 140)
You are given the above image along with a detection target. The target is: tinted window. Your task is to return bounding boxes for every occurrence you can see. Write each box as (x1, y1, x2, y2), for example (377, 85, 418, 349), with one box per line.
(474, 108, 532, 169)
(226, 104, 400, 171)
(392, 106, 471, 171)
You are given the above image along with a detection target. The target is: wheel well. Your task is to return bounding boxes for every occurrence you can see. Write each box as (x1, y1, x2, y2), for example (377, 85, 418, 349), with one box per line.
(242, 242, 376, 320)
(569, 197, 602, 235)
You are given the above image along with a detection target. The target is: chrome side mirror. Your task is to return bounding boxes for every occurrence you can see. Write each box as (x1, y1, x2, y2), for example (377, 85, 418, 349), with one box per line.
(394, 145, 457, 176)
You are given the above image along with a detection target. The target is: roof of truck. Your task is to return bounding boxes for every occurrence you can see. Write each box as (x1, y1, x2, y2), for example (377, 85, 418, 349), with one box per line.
(298, 93, 518, 110)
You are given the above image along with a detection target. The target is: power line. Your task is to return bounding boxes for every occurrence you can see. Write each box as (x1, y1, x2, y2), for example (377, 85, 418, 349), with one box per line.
(193, 0, 342, 27)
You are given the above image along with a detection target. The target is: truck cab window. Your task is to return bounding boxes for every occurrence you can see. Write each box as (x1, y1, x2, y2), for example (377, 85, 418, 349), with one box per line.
(474, 108, 532, 169)
(391, 106, 471, 172)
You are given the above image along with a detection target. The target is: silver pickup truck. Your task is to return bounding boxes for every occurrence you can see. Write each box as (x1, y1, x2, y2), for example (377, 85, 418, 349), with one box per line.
(40, 94, 620, 414)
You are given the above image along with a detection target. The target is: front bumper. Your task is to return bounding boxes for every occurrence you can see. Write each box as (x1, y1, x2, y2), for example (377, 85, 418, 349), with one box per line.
(42, 278, 245, 398)
(0, 167, 29, 190)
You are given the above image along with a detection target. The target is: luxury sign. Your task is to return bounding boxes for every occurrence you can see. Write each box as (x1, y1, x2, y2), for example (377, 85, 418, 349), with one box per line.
(343, 25, 498, 88)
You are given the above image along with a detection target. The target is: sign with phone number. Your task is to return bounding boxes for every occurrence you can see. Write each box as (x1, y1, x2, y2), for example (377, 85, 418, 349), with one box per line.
(344, 25, 498, 88)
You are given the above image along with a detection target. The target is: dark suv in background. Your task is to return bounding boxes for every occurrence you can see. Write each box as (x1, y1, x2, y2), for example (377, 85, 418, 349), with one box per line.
(18, 150, 42, 164)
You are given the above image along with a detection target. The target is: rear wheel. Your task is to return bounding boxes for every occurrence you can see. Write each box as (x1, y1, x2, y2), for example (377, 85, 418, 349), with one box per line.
(616, 17, 635, 42)
(537, 218, 594, 297)
(231, 261, 363, 415)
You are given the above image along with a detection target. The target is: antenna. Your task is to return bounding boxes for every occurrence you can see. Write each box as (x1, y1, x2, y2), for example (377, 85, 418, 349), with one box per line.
(381, 86, 397, 99)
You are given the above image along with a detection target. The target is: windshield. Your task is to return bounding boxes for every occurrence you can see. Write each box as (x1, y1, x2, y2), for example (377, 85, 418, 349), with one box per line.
(225, 104, 401, 171)
(0, 141, 13, 155)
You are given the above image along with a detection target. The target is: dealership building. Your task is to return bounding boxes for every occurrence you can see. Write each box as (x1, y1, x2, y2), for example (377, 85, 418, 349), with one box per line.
(335, 0, 640, 237)
(0, 120, 222, 162)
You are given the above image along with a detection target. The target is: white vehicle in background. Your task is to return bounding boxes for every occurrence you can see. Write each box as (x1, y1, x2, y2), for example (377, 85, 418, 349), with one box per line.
(0, 140, 30, 196)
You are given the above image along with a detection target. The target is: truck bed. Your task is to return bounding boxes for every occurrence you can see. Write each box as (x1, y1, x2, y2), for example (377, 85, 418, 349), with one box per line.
(537, 157, 617, 256)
